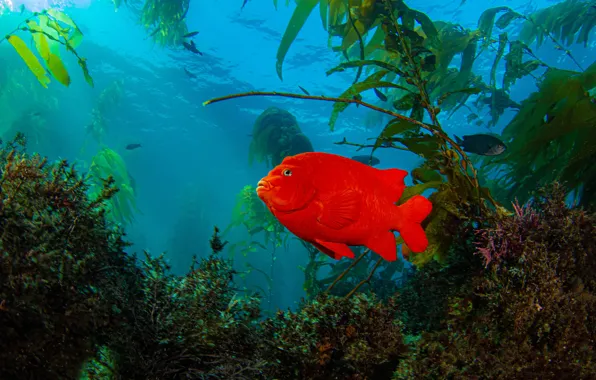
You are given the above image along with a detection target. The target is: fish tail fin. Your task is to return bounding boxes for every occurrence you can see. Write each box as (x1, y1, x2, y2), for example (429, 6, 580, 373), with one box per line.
(454, 135, 463, 145)
(392, 195, 433, 253)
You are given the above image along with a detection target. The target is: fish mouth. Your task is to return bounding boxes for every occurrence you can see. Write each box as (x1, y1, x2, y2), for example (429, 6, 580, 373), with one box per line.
(256, 180, 272, 193)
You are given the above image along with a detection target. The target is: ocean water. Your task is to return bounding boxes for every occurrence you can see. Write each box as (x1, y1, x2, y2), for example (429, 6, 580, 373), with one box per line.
(0, 0, 593, 311)
(0, 0, 595, 377)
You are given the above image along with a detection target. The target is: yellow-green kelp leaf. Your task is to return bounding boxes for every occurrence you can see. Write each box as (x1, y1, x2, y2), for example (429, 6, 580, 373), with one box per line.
(276, 0, 320, 80)
(47, 53, 71, 86)
(28, 20, 71, 86)
(6, 35, 51, 88)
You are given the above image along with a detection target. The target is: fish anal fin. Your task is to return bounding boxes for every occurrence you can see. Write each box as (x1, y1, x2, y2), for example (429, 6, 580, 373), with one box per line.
(313, 239, 355, 260)
(377, 168, 407, 202)
(365, 231, 398, 261)
(316, 189, 361, 230)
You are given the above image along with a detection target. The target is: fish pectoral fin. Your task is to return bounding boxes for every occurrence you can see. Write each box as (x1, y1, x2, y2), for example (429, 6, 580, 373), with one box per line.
(364, 231, 398, 261)
(313, 239, 355, 260)
(316, 189, 361, 230)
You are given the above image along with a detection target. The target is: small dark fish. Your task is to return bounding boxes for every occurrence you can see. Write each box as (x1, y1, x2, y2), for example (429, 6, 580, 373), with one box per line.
(184, 68, 197, 78)
(182, 41, 202, 55)
(241, 0, 250, 9)
(454, 134, 506, 156)
(351, 155, 381, 166)
(183, 31, 199, 38)
(298, 86, 310, 95)
(373, 88, 387, 101)
(126, 143, 142, 150)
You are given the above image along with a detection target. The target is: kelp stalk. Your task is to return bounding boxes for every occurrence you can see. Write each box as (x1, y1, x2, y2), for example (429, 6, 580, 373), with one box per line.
(326, 249, 369, 293)
(344, 257, 383, 299)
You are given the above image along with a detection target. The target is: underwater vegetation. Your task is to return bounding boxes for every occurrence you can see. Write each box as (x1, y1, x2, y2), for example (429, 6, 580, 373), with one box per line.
(395, 183, 596, 379)
(1, 0, 595, 378)
(0, 9, 93, 88)
(0, 134, 132, 379)
(87, 148, 139, 226)
(2, 135, 595, 379)
(248, 106, 315, 168)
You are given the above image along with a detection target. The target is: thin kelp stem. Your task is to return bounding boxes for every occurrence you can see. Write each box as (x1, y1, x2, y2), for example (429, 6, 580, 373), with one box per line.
(522, 15, 584, 72)
(344, 257, 383, 299)
(203, 91, 491, 206)
(325, 249, 370, 293)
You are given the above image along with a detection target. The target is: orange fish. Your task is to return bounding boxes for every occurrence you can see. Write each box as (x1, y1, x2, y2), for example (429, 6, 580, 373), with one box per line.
(256, 152, 433, 261)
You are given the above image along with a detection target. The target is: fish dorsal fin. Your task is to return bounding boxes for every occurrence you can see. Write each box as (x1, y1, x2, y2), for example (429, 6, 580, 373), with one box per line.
(377, 168, 407, 202)
(316, 189, 361, 230)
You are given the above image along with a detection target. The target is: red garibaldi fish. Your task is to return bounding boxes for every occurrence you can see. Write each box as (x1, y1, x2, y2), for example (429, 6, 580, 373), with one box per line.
(255, 152, 433, 261)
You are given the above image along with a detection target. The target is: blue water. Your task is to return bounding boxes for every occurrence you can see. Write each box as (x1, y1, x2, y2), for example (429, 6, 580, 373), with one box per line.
(0, 0, 593, 312)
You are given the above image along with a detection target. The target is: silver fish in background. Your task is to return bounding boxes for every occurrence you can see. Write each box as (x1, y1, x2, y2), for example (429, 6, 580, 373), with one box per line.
(454, 134, 507, 156)
(351, 155, 381, 166)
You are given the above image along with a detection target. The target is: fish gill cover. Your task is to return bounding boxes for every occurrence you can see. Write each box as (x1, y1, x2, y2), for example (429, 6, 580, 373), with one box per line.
(0, 0, 595, 379)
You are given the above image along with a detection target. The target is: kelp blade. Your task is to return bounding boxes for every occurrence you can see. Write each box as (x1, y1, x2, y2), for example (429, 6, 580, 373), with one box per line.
(7, 35, 51, 88)
(276, 0, 320, 80)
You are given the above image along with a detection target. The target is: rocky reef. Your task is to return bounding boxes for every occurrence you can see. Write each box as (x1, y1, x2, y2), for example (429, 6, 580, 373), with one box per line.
(1, 136, 594, 379)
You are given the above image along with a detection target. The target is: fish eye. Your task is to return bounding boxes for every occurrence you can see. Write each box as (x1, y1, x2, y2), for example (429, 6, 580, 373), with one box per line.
(282, 169, 292, 177)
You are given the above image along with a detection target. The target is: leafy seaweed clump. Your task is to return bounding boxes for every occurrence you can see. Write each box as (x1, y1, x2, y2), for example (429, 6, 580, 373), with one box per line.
(0, 134, 133, 379)
(89, 228, 264, 379)
(260, 293, 408, 379)
(248, 107, 314, 167)
(481, 62, 596, 209)
(394, 183, 596, 379)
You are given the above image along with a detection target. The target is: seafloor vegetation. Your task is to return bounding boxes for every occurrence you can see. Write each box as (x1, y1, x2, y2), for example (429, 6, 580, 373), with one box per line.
(1, 0, 595, 379)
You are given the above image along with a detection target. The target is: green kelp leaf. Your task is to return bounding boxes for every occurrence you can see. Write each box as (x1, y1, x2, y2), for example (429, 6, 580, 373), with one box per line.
(276, 0, 320, 80)
(319, 0, 328, 30)
(495, 9, 524, 29)
(6, 35, 51, 88)
(411, 167, 443, 184)
(437, 87, 481, 105)
(399, 181, 442, 204)
(490, 33, 508, 87)
(399, 135, 442, 158)
(328, 70, 389, 130)
(393, 93, 417, 110)
(373, 118, 418, 152)
(503, 40, 545, 90)
(477, 6, 510, 44)
(363, 26, 386, 57)
(78, 58, 94, 87)
(340, 10, 380, 51)
(327, 59, 406, 77)
(411, 10, 439, 42)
